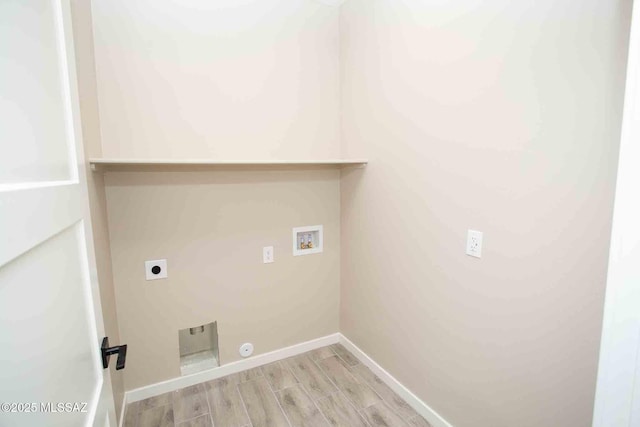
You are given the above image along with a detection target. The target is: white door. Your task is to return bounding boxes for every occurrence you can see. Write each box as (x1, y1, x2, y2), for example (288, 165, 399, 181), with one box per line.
(0, 1, 116, 426)
(592, 1, 640, 426)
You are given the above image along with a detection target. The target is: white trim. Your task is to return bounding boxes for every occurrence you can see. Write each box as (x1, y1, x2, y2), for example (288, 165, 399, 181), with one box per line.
(0, 180, 77, 193)
(338, 334, 454, 427)
(53, 0, 79, 183)
(592, 1, 640, 426)
(125, 333, 340, 403)
(118, 393, 126, 427)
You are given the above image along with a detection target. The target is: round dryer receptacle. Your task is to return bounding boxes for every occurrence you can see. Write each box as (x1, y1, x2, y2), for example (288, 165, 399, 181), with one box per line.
(239, 343, 254, 358)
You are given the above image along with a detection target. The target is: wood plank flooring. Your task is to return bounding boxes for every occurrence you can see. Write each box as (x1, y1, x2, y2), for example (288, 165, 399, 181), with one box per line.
(123, 344, 431, 427)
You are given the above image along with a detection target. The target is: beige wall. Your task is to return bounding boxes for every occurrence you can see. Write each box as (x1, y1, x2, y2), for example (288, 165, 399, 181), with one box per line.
(89, 0, 344, 391)
(91, 0, 340, 159)
(104, 169, 340, 390)
(339, 1, 631, 427)
(70, 0, 125, 418)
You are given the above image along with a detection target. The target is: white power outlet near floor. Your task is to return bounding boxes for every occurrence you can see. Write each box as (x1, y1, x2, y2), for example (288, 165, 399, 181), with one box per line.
(263, 246, 274, 264)
(466, 230, 483, 258)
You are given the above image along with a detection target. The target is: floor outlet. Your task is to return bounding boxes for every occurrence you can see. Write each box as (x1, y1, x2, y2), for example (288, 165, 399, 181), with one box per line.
(239, 343, 254, 358)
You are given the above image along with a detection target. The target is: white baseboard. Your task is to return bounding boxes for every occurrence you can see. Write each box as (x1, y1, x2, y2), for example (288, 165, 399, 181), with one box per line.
(338, 333, 453, 427)
(124, 333, 340, 403)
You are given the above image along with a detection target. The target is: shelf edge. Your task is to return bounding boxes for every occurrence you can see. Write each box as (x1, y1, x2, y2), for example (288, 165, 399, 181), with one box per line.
(88, 158, 368, 172)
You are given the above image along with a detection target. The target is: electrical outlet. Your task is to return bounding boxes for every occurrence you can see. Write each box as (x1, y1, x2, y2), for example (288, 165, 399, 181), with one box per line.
(263, 246, 274, 264)
(466, 230, 483, 258)
(145, 259, 168, 280)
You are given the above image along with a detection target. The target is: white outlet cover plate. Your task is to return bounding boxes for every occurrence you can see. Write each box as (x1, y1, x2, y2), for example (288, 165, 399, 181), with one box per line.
(145, 259, 168, 280)
(239, 343, 254, 358)
(263, 246, 274, 264)
(466, 230, 483, 258)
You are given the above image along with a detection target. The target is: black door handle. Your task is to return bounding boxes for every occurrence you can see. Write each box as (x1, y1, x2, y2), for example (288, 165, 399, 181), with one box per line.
(101, 337, 127, 370)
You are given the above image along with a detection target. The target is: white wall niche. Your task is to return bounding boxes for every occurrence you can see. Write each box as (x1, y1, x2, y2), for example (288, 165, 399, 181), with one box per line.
(293, 225, 323, 256)
(178, 321, 219, 376)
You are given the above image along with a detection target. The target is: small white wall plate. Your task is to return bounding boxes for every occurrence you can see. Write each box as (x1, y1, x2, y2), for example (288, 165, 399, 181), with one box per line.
(293, 225, 323, 256)
(239, 343, 254, 358)
(145, 259, 168, 280)
(263, 246, 274, 264)
(466, 230, 483, 258)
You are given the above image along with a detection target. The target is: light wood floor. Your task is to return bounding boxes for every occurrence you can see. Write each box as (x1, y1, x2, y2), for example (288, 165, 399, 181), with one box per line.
(123, 344, 432, 427)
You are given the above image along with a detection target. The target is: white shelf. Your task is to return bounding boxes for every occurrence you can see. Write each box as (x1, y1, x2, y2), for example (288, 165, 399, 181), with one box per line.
(89, 158, 368, 172)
